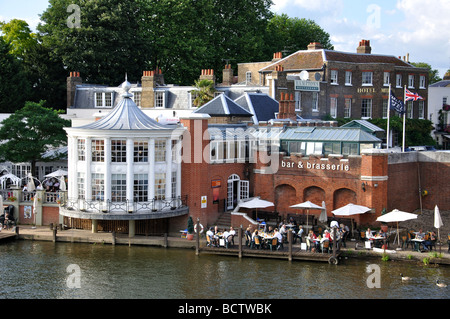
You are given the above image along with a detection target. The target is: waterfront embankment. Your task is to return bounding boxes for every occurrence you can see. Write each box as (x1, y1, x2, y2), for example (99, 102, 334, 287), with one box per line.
(3, 225, 450, 266)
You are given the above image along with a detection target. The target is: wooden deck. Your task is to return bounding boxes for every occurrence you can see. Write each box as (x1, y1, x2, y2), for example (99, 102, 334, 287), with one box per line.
(198, 245, 341, 264)
(0, 231, 16, 243)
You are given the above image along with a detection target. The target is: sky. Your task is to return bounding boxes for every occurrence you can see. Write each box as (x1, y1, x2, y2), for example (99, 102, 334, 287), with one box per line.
(1, 0, 449, 77)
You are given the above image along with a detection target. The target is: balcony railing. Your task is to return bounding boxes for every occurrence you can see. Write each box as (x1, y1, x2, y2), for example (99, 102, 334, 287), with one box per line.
(62, 195, 188, 214)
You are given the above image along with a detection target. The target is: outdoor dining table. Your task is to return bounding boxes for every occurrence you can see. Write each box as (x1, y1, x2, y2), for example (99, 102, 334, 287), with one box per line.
(411, 238, 425, 251)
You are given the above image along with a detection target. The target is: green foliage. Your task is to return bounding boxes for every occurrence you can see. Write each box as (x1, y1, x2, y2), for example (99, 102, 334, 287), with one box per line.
(0, 37, 31, 112)
(0, 19, 37, 58)
(381, 253, 390, 262)
(193, 79, 216, 107)
(410, 62, 442, 84)
(264, 13, 334, 56)
(335, 117, 437, 148)
(422, 257, 430, 266)
(187, 216, 194, 234)
(0, 101, 71, 171)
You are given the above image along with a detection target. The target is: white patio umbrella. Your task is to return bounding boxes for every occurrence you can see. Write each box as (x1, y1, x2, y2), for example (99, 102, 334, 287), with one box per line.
(45, 169, 68, 178)
(32, 195, 38, 229)
(0, 194, 3, 215)
(377, 209, 418, 247)
(290, 201, 324, 227)
(319, 201, 328, 223)
(239, 197, 274, 220)
(0, 173, 21, 188)
(27, 173, 36, 192)
(332, 203, 371, 216)
(332, 203, 371, 234)
(434, 205, 443, 253)
(59, 177, 67, 192)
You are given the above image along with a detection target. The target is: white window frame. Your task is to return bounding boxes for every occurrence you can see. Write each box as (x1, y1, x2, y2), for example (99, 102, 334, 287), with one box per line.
(246, 71, 252, 83)
(312, 92, 319, 112)
(408, 75, 415, 89)
(362, 72, 373, 86)
(344, 98, 351, 118)
(295, 91, 301, 111)
(330, 97, 337, 118)
(407, 101, 413, 119)
(345, 71, 352, 86)
(418, 101, 424, 119)
(361, 99, 372, 119)
(383, 72, 390, 86)
(419, 75, 426, 89)
(95, 92, 113, 108)
(330, 70, 338, 85)
(154, 91, 165, 108)
(132, 91, 142, 107)
(396, 74, 402, 88)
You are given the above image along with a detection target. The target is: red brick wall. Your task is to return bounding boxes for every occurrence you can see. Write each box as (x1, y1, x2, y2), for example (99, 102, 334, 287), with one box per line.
(254, 151, 389, 225)
(387, 154, 450, 212)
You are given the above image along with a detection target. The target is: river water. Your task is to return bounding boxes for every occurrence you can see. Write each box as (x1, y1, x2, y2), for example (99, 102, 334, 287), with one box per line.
(0, 241, 449, 299)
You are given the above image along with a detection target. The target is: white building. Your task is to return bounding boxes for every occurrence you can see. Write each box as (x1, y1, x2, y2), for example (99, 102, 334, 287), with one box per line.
(62, 80, 187, 236)
(428, 73, 450, 149)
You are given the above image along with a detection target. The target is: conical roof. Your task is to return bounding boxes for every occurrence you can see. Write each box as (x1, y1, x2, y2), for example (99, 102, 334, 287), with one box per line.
(79, 80, 173, 131)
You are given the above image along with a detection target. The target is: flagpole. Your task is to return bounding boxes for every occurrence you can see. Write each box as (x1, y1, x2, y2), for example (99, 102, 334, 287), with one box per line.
(402, 85, 406, 152)
(386, 84, 391, 149)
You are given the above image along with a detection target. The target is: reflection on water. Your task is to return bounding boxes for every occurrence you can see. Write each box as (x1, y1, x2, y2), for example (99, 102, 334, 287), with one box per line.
(0, 241, 449, 299)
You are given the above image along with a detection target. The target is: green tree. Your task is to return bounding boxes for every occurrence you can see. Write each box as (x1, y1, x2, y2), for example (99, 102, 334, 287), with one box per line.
(0, 101, 71, 174)
(0, 37, 31, 112)
(264, 14, 334, 57)
(38, 0, 152, 85)
(192, 79, 216, 107)
(0, 19, 37, 58)
(410, 62, 442, 84)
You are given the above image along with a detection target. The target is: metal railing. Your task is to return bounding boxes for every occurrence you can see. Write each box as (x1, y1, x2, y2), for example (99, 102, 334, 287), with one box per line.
(62, 195, 188, 214)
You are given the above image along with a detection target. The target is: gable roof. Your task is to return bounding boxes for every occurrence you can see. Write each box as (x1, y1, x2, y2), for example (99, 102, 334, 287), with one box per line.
(194, 94, 252, 117)
(341, 120, 385, 134)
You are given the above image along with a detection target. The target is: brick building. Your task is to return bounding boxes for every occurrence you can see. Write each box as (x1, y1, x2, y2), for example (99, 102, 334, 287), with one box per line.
(240, 40, 429, 129)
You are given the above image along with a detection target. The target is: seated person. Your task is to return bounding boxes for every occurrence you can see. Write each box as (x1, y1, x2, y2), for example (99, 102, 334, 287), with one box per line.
(274, 229, 283, 246)
(422, 231, 436, 251)
(416, 229, 425, 240)
(206, 227, 216, 246)
(296, 225, 304, 243)
(366, 228, 374, 239)
(306, 230, 319, 252)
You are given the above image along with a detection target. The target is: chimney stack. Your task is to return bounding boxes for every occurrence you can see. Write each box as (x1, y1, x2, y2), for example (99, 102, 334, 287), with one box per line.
(272, 52, 282, 62)
(357, 39, 372, 54)
(222, 64, 234, 86)
(307, 42, 323, 50)
(200, 69, 216, 85)
(141, 68, 165, 108)
(67, 71, 82, 108)
(278, 92, 296, 121)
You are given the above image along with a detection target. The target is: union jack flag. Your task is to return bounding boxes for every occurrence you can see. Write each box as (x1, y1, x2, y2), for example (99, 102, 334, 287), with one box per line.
(405, 89, 423, 101)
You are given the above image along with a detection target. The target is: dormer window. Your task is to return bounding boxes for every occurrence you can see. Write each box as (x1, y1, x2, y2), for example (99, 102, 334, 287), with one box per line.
(95, 92, 113, 108)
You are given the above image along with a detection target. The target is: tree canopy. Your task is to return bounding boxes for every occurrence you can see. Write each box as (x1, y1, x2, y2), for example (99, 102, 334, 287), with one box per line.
(0, 101, 71, 173)
(1, 0, 335, 111)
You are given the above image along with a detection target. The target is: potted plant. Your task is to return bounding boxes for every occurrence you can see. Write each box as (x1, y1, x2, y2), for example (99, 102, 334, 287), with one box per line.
(186, 216, 194, 240)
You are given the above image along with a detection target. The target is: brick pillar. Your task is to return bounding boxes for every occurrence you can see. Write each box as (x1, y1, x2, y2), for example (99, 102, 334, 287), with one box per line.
(360, 151, 388, 223)
(141, 69, 164, 109)
(180, 114, 212, 227)
(67, 72, 82, 108)
(222, 65, 234, 86)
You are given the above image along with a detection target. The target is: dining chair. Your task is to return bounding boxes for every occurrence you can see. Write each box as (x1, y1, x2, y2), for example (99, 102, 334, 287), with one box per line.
(269, 237, 279, 251)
